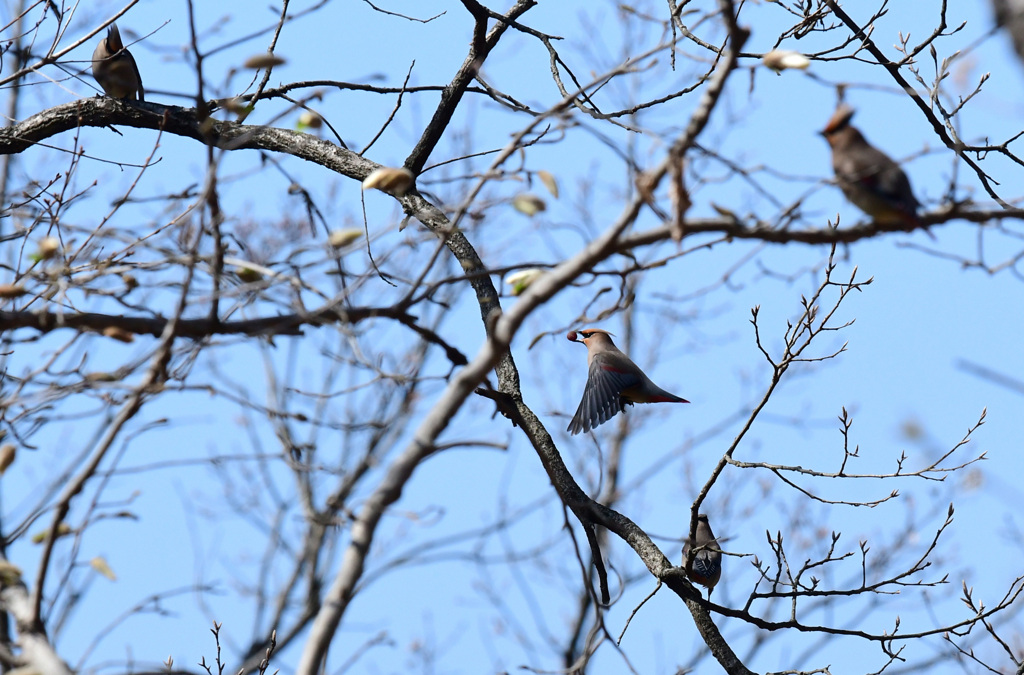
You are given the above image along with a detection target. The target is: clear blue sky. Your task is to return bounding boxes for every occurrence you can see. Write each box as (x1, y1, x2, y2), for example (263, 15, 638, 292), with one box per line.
(3, 1, 1023, 674)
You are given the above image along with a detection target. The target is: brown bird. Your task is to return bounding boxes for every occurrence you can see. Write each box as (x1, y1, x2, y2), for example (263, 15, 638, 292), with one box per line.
(682, 513, 722, 598)
(993, 0, 1024, 64)
(566, 328, 688, 435)
(92, 23, 144, 101)
(821, 105, 921, 230)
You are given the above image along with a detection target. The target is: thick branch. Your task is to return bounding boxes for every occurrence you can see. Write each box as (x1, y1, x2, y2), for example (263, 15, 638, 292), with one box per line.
(0, 581, 71, 675)
(0, 306, 384, 338)
(0, 98, 377, 181)
(0, 100, 1013, 249)
(0, 305, 467, 365)
(404, 0, 537, 174)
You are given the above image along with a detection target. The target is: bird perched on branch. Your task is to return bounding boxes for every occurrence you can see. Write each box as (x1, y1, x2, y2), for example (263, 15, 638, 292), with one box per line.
(566, 328, 688, 435)
(821, 105, 922, 232)
(993, 0, 1024, 64)
(683, 513, 722, 598)
(92, 23, 145, 101)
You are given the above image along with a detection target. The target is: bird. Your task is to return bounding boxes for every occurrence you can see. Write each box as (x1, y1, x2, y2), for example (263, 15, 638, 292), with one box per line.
(682, 513, 722, 598)
(566, 328, 688, 435)
(820, 105, 922, 232)
(92, 23, 145, 101)
(993, 0, 1024, 65)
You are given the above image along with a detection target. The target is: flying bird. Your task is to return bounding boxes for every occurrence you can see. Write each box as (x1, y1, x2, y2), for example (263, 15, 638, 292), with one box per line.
(821, 105, 922, 231)
(566, 328, 687, 435)
(683, 513, 722, 598)
(92, 23, 145, 101)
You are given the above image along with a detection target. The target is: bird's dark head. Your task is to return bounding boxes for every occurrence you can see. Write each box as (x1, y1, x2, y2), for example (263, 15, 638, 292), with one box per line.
(820, 104, 855, 139)
(105, 24, 124, 52)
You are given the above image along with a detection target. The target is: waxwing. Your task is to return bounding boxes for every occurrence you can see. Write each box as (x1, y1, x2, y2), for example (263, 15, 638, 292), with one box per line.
(993, 0, 1024, 64)
(92, 23, 145, 101)
(821, 105, 921, 230)
(566, 328, 688, 435)
(683, 513, 722, 598)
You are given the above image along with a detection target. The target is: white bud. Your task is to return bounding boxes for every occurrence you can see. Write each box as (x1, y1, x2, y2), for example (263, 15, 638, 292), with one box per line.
(505, 269, 545, 295)
(763, 50, 810, 72)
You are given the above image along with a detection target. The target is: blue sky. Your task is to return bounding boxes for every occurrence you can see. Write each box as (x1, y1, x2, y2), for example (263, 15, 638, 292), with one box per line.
(3, 0, 1024, 674)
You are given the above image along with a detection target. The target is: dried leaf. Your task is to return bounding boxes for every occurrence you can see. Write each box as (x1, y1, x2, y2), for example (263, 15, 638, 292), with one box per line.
(635, 171, 657, 206)
(243, 54, 286, 69)
(223, 97, 250, 114)
(90, 556, 118, 581)
(362, 167, 415, 197)
(0, 284, 27, 299)
(0, 560, 22, 585)
(235, 265, 262, 283)
(102, 327, 135, 343)
(0, 444, 14, 474)
(512, 193, 546, 217)
(536, 170, 559, 198)
(710, 202, 739, 219)
(31, 522, 72, 544)
(328, 229, 363, 249)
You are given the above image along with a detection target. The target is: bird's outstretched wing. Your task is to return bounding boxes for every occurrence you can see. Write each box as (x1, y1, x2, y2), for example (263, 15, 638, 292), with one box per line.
(567, 357, 640, 435)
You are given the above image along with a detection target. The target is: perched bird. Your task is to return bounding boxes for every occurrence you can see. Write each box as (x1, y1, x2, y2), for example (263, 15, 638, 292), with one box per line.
(993, 0, 1024, 64)
(682, 513, 722, 598)
(821, 105, 921, 231)
(566, 328, 688, 435)
(92, 23, 145, 101)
